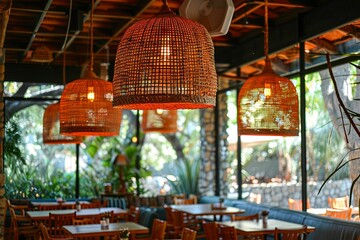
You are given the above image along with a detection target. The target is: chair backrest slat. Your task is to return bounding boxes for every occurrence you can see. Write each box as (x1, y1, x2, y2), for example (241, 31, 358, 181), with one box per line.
(181, 227, 196, 240)
(219, 225, 237, 240)
(202, 221, 219, 240)
(49, 211, 76, 237)
(274, 226, 307, 240)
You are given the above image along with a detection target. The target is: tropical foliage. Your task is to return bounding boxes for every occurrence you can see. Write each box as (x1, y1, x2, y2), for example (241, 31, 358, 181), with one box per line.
(166, 157, 200, 197)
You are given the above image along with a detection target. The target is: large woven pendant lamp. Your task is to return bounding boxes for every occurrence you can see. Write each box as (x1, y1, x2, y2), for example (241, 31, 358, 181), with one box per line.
(112, 0, 217, 110)
(142, 110, 177, 133)
(60, 0, 121, 136)
(43, 103, 83, 144)
(237, 0, 299, 136)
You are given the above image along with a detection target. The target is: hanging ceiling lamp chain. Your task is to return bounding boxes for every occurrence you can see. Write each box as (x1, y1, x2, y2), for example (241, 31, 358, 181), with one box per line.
(237, 0, 299, 136)
(59, 0, 122, 136)
(90, 0, 94, 72)
(159, 0, 173, 15)
(112, 0, 217, 109)
(264, 0, 268, 58)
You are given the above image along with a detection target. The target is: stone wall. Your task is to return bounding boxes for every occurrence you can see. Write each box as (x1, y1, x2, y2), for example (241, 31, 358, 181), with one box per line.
(241, 179, 351, 208)
(200, 78, 230, 196)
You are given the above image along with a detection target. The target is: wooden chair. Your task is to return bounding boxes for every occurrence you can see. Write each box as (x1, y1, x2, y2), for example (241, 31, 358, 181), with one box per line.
(189, 194, 198, 204)
(6, 199, 30, 238)
(164, 205, 175, 238)
(328, 196, 349, 209)
(38, 205, 61, 211)
(174, 198, 196, 205)
(218, 225, 238, 240)
(127, 206, 140, 223)
(90, 199, 108, 208)
(231, 213, 259, 221)
(134, 218, 167, 240)
(249, 193, 262, 204)
(9, 207, 39, 240)
(73, 216, 100, 225)
(202, 221, 219, 240)
(81, 202, 101, 209)
(274, 226, 307, 240)
(288, 198, 311, 211)
(325, 208, 352, 220)
(39, 223, 73, 240)
(181, 228, 197, 240)
(171, 210, 187, 238)
(48, 211, 76, 238)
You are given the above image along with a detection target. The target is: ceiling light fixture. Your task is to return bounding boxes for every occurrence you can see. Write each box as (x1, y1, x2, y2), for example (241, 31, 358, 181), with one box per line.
(43, 103, 83, 144)
(237, 0, 299, 136)
(60, 0, 122, 136)
(112, 0, 217, 110)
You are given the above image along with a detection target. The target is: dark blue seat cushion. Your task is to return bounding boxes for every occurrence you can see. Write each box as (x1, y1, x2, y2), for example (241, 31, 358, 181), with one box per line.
(138, 208, 158, 228)
(304, 213, 360, 240)
(268, 207, 307, 224)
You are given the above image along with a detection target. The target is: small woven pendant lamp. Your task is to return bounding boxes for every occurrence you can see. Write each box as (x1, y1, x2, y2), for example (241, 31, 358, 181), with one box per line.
(237, 0, 299, 136)
(43, 103, 82, 144)
(112, 0, 217, 110)
(142, 110, 177, 133)
(59, 0, 122, 136)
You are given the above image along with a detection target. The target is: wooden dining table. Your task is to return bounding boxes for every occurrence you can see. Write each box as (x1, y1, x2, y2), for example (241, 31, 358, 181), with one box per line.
(220, 219, 315, 238)
(171, 203, 245, 221)
(62, 222, 149, 239)
(27, 207, 128, 221)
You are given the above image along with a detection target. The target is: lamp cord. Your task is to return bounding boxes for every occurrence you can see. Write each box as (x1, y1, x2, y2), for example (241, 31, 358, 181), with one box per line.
(61, 0, 72, 86)
(89, 0, 94, 72)
(264, 0, 268, 58)
(61, 0, 73, 51)
(62, 50, 66, 86)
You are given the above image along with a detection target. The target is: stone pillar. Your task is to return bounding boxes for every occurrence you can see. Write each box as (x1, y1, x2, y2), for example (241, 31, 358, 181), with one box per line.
(218, 79, 230, 196)
(199, 78, 230, 196)
(199, 108, 216, 195)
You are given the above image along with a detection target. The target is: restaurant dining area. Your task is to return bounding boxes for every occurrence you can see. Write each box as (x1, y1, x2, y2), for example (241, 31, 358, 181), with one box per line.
(1, 0, 360, 239)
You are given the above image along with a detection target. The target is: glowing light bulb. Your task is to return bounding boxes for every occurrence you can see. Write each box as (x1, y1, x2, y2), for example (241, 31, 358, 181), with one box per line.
(264, 83, 271, 97)
(87, 87, 95, 102)
(132, 136, 138, 143)
(161, 37, 171, 61)
(156, 109, 164, 114)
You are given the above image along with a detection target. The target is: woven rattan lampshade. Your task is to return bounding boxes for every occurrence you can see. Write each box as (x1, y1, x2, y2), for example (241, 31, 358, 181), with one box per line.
(60, 70, 122, 136)
(31, 45, 53, 63)
(112, 0, 217, 110)
(60, 0, 122, 136)
(237, 0, 299, 136)
(43, 103, 82, 144)
(237, 58, 299, 136)
(142, 110, 177, 133)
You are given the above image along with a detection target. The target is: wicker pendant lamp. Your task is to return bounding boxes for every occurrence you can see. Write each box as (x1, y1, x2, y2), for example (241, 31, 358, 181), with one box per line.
(237, 0, 299, 136)
(43, 103, 83, 144)
(59, 0, 122, 136)
(112, 0, 217, 110)
(142, 110, 177, 133)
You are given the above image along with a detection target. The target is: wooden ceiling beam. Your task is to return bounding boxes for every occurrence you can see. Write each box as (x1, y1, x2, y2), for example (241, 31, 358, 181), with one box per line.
(21, 0, 53, 60)
(339, 25, 360, 41)
(4, 62, 82, 84)
(310, 38, 337, 54)
(53, 0, 102, 61)
(93, 0, 157, 58)
(217, 0, 360, 74)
